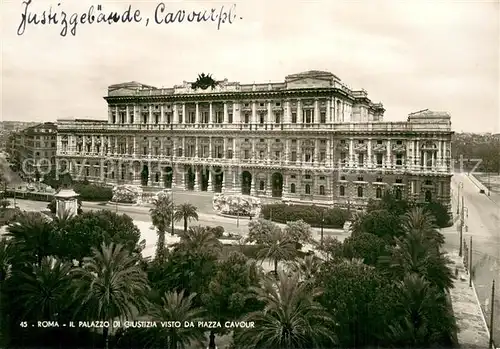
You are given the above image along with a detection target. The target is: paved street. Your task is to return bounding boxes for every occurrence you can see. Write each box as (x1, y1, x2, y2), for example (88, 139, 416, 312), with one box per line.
(449, 172, 500, 343)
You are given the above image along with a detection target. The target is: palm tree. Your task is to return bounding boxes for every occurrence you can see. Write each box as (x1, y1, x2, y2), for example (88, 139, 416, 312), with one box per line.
(175, 225, 222, 256)
(13, 257, 74, 321)
(72, 243, 150, 349)
(378, 229, 454, 291)
(402, 207, 444, 248)
(257, 229, 297, 275)
(285, 254, 323, 283)
(235, 270, 337, 348)
(150, 195, 173, 261)
(0, 238, 12, 282)
(388, 273, 457, 347)
(137, 290, 206, 349)
(6, 211, 55, 267)
(173, 203, 199, 234)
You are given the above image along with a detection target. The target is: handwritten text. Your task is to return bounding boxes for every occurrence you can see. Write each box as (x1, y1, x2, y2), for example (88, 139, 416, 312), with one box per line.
(16, 0, 242, 37)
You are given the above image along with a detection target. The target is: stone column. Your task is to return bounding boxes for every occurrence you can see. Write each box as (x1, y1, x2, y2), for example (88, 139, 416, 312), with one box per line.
(223, 102, 229, 124)
(133, 105, 139, 124)
(115, 106, 119, 124)
(182, 103, 187, 124)
(232, 171, 237, 193)
(223, 138, 228, 159)
(209, 102, 213, 124)
(314, 99, 319, 124)
(160, 105, 165, 124)
(232, 103, 239, 123)
(207, 168, 213, 192)
(133, 136, 137, 157)
(348, 139, 354, 167)
(386, 140, 391, 168)
(250, 173, 256, 196)
(314, 139, 319, 163)
(297, 99, 301, 125)
(208, 137, 213, 159)
(114, 137, 118, 156)
(173, 104, 178, 124)
(252, 101, 257, 124)
(221, 168, 226, 192)
(148, 105, 152, 124)
(285, 100, 291, 123)
(194, 167, 200, 191)
(195, 103, 200, 124)
(148, 138, 152, 159)
(415, 140, 420, 168)
(327, 99, 331, 122)
(252, 139, 256, 161)
(195, 137, 199, 158)
(182, 137, 186, 157)
(367, 139, 372, 168)
(406, 140, 412, 170)
(267, 101, 272, 124)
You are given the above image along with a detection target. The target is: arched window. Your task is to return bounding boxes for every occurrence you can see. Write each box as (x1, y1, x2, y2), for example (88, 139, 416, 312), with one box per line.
(290, 183, 296, 193)
(395, 188, 402, 200)
(319, 185, 325, 195)
(357, 186, 363, 198)
(376, 187, 382, 198)
(339, 185, 345, 196)
(305, 184, 311, 194)
(259, 180, 265, 191)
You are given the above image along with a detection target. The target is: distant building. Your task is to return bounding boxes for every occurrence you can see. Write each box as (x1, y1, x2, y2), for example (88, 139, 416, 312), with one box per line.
(7, 122, 57, 181)
(56, 70, 453, 211)
(0, 121, 39, 151)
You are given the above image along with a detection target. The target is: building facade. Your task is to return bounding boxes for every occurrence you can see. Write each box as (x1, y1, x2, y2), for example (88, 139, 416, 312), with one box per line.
(8, 122, 58, 180)
(56, 71, 453, 210)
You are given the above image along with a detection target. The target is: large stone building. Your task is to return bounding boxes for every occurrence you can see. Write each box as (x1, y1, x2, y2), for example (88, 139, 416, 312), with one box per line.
(7, 122, 58, 180)
(56, 70, 453, 210)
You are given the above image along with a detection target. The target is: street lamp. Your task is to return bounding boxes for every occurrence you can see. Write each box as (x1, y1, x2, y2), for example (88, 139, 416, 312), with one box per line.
(320, 210, 325, 248)
(459, 194, 465, 257)
(456, 182, 463, 215)
(464, 207, 469, 232)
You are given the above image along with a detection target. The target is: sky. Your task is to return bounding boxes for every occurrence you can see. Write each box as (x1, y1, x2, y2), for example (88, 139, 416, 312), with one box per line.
(1, 0, 499, 133)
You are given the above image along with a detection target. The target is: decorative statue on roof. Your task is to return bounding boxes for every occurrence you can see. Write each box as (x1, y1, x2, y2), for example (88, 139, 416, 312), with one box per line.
(191, 73, 219, 90)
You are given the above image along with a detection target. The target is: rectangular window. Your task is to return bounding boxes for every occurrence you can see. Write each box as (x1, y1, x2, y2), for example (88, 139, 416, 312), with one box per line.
(291, 112, 297, 123)
(291, 151, 297, 162)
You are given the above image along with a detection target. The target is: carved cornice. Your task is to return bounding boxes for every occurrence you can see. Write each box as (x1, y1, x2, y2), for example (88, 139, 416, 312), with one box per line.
(392, 144, 406, 153)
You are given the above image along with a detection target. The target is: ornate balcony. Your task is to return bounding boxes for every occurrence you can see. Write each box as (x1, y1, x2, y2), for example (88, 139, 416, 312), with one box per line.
(372, 144, 386, 153)
(354, 144, 367, 152)
(392, 144, 406, 153)
(337, 144, 349, 152)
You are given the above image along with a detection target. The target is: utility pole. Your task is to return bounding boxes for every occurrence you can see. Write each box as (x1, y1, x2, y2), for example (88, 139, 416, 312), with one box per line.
(489, 280, 495, 348)
(456, 182, 461, 214)
(469, 236, 473, 287)
(320, 210, 324, 248)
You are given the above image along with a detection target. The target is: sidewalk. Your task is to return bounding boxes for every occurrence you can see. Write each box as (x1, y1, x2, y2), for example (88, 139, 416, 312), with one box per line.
(448, 250, 491, 349)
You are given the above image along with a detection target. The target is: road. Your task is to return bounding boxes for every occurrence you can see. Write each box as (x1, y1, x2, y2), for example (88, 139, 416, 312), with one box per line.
(11, 198, 349, 242)
(449, 172, 500, 344)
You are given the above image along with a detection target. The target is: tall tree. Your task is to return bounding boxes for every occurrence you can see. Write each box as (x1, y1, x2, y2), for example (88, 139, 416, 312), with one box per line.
(118, 290, 206, 349)
(256, 229, 297, 275)
(173, 203, 199, 234)
(388, 273, 458, 347)
(73, 243, 150, 349)
(234, 270, 337, 349)
(175, 225, 222, 256)
(150, 196, 173, 261)
(6, 211, 55, 267)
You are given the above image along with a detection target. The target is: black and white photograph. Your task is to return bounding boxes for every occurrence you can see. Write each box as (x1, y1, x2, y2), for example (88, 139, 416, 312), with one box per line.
(1, 0, 499, 348)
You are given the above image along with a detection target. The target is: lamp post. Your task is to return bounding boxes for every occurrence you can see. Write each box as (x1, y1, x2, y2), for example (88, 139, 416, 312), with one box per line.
(464, 207, 469, 232)
(456, 182, 463, 214)
(320, 210, 325, 248)
(459, 195, 465, 257)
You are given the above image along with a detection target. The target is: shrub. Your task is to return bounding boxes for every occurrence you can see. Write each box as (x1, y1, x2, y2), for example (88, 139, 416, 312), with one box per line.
(261, 204, 350, 229)
(0, 199, 11, 209)
(73, 183, 113, 202)
(422, 201, 452, 228)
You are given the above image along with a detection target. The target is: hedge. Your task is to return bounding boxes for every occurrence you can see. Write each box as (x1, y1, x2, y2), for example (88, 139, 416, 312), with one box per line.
(73, 183, 113, 202)
(261, 204, 350, 229)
